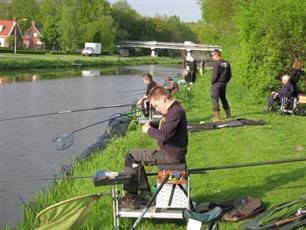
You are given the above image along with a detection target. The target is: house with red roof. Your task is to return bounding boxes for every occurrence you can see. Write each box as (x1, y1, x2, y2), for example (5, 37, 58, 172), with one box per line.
(23, 21, 45, 49)
(0, 17, 23, 48)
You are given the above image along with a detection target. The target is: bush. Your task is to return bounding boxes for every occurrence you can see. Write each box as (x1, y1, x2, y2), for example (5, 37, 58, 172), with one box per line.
(49, 50, 67, 55)
(16, 50, 47, 55)
(234, 0, 305, 98)
(0, 47, 13, 53)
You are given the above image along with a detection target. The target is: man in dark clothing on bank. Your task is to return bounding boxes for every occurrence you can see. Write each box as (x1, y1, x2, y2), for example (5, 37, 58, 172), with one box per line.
(121, 86, 188, 209)
(137, 73, 157, 117)
(184, 56, 198, 84)
(210, 49, 232, 122)
(266, 75, 293, 111)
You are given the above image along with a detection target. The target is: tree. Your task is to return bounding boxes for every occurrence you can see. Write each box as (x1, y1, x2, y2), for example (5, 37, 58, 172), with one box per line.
(0, 2, 12, 19)
(77, 0, 116, 52)
(58, 0, 79, 50)
(39, 0, 61, 49)
(234, 0, 306, 97)
(111, 0, 142, 41)
(6, 35, 15, 48)
(12, 0, 37, 32)
(40, 21, 59, 50)
(199, 0, 235, 43)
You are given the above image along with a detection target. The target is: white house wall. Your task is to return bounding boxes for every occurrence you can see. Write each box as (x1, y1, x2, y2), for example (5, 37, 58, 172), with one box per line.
(0, 38, 5, 47)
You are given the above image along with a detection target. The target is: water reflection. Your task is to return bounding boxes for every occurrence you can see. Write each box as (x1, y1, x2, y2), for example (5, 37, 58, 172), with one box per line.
(82, 70, 100, 77)
(0, 67, 143, 84)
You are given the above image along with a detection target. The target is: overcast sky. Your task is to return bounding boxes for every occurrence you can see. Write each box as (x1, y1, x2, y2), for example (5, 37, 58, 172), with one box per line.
(109, 0, 202, 22)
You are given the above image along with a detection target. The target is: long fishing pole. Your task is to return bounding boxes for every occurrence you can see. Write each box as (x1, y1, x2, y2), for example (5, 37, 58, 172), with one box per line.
(2, 157, 306, 183)
(189, 157, 306, 174)
(0, 103, 134, 122)
(0, 175, 93, 183)
(146, 157, 306, 176)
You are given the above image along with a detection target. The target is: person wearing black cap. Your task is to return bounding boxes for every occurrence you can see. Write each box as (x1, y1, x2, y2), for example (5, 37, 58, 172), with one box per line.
(210, 49, 232, 121)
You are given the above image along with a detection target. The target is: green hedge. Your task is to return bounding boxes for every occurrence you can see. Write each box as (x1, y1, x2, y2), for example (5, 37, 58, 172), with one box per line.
(0, 48, 13, 53)
(234, 0, 305, 98)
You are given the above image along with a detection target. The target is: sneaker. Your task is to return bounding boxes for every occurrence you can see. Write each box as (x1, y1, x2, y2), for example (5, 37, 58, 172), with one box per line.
(119, 193, 140, 210)
(137, 190, 152, 206)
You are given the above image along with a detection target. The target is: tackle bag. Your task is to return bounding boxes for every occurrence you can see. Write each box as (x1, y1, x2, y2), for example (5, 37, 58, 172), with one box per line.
(187, 119, 265, 132)
(240, 194, 306, 229)
(221, 196, 264, 222)
(195, 196, 264, 222)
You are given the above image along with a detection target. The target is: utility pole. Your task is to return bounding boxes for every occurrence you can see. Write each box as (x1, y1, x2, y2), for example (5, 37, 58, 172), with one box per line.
(14, 18, 27, 54)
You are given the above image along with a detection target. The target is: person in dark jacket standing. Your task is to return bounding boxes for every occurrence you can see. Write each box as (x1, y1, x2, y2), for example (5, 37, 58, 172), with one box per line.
(290, 59, 304, 97)
(210, 49, 232, 121)
(184, 55, 198, 85)
(120, 86, 188, 209)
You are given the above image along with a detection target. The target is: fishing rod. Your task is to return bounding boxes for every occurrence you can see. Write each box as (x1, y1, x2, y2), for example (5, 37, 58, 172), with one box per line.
(146, 157, 306, 176)
(0, 175, 93, 183)
(0, 103, 134, 122)
(120, 88, 146, 94)
(53, 109, 141, 151)
(2, 157, 306, 183)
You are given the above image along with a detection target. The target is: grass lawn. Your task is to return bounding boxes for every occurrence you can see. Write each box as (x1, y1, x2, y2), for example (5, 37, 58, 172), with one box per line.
(0, 53, 180, 70)
(13, 70, 306, 230)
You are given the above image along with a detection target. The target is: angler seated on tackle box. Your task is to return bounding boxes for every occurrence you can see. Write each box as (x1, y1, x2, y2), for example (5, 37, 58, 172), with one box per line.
(121, 86, 188, 210)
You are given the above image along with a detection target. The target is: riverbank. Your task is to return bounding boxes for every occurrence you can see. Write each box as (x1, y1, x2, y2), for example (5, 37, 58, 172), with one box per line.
(0, 54, 181, 71)
(14, 71, 306, 230)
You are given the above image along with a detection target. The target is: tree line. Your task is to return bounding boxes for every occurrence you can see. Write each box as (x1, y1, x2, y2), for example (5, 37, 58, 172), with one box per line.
(1, 0, 305, 96)
(0, 0, 197, 53)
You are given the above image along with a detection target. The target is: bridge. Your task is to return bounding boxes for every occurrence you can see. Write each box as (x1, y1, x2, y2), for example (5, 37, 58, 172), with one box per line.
(117, 41, 221, 58)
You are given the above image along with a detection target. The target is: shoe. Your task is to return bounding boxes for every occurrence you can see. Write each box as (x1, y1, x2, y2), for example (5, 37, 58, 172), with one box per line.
(225, 109, 231, 119)
(212, 111, 220, 122)
(119, 193, 140, 210)
(138, 190, 152, 205)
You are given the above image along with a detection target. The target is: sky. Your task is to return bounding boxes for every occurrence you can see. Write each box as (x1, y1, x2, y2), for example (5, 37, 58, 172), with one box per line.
(109, 0, 202, 22)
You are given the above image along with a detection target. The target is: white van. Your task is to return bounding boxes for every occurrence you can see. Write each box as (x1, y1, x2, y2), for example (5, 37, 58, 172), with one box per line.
(82, 43, 102, 56)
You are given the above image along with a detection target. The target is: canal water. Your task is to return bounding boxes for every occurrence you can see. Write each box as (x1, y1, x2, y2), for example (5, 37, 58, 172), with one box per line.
(0, 65, 182, 227)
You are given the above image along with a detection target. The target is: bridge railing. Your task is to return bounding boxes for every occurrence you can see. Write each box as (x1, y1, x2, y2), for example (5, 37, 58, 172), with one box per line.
(118, 41, 221, 52)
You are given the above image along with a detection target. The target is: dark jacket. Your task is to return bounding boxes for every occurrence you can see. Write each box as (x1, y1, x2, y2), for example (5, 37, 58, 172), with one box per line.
(211, 59, 232, 84)
(277, 82, 293, 99)
(290, 68, 305, 96)
(146, 81, 157, 96)
(148, 101, 188, 161)
(290, 68, 305, 84)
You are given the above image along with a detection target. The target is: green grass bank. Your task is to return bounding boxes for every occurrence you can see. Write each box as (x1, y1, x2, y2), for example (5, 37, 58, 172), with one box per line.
(0, 54, 181, 71)
(9, 71, 306, 230)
